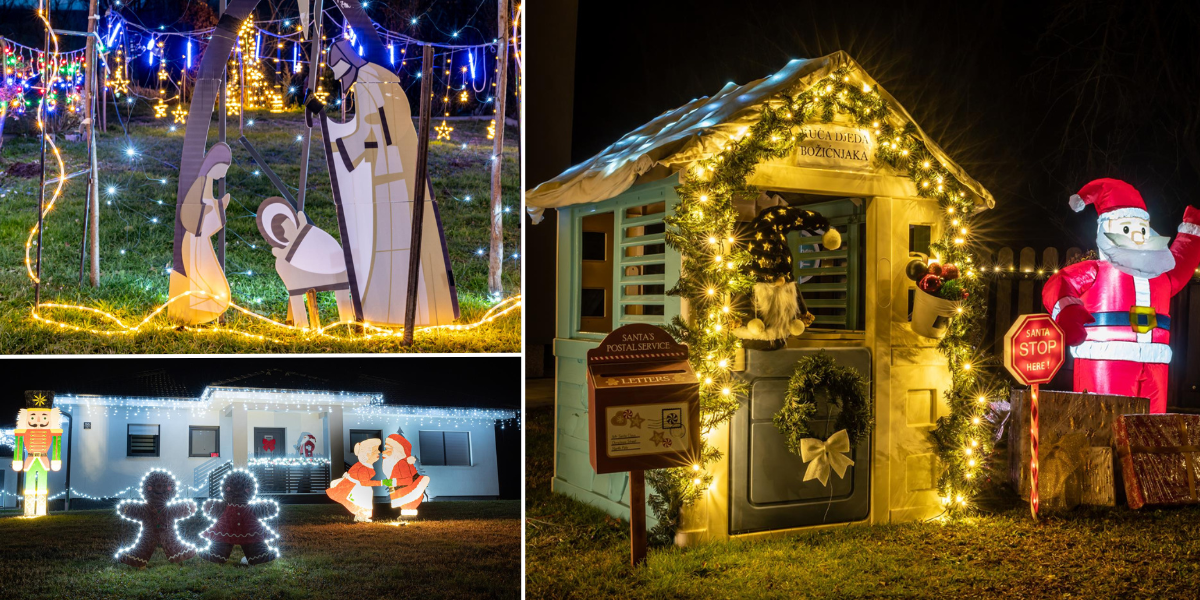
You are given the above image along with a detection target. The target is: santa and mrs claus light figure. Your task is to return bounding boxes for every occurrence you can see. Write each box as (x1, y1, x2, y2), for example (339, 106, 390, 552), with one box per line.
(326, 433, 430, 522)
(1043, 178, 1200, 413)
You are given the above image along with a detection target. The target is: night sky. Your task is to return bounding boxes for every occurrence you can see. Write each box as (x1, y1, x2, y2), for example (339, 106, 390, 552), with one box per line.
(526, 0, 1200, 350)
(0, 357, 521, 422)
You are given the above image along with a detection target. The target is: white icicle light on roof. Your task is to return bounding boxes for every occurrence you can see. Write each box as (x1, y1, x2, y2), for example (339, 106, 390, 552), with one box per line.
(0, 429, 14, 449)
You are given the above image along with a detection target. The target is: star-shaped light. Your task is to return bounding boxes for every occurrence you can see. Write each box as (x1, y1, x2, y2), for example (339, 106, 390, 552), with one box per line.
(435, 121, 454, 141)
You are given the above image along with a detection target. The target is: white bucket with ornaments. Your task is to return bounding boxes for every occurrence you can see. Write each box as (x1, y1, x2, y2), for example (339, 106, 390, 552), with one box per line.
(911, 288, 960, 338)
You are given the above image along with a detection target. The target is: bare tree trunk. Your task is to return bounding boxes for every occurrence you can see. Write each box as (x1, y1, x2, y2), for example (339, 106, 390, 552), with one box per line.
(85, 0, 99, 286)
(488, 0, 510, 297)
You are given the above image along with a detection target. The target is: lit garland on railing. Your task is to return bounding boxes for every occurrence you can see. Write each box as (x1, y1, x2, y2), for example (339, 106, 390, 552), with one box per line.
(247, 456, 331, 467)
(651, 64, 1000, 541)
(30, 293, 521, 344)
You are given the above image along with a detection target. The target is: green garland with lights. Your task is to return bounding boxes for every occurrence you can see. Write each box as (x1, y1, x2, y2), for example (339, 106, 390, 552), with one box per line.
(651, 64, 1000, 544)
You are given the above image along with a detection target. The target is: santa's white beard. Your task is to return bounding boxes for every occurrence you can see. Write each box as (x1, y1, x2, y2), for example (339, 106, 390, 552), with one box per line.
(1096, 226, 1175, 278)
(381, 453, 401, 478)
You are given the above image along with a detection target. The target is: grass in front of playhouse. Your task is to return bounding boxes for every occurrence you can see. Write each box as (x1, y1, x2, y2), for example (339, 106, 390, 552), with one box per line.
(0, 501, 519, 599)
(0, 111, 520, 353)
(525, 405, 1200, 599)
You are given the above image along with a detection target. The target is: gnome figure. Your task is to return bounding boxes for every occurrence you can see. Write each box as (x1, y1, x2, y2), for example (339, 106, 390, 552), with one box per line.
(739, 205, 841, 348)
(11, 391, 63, 517)
(1042, 178, 1200, 413)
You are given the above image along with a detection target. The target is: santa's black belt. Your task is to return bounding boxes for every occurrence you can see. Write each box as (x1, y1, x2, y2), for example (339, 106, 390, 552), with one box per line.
(1085, 310, 1170, 331)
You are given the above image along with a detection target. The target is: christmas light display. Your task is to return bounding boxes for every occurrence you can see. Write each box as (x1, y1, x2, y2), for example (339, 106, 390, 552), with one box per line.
(199, 469, 281, 565)
(114, 469, 200, 568)
(383, 433, 429, 516)
(327, 437, 392, 522)
(636, 63, 1000, 540)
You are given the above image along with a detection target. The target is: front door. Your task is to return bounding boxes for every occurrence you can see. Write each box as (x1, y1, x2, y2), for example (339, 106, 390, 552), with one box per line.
(254, 428, 286, 458)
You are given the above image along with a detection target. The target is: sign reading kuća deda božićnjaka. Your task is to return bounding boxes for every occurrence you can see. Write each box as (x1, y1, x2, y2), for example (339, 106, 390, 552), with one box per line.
(587, 324, 700, 475)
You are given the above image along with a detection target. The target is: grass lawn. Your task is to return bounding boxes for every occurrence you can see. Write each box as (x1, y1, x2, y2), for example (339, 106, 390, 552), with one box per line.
(0, 501, 520, 599)
(525, 404, 1200, 599)
(0, 110, 520, 353)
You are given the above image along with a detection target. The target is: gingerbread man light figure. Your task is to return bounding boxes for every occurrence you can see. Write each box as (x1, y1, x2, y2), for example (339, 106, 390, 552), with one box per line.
(12, 391, 63, 517)
(114, 469, 199, 568)
(198, 469, 281, 565)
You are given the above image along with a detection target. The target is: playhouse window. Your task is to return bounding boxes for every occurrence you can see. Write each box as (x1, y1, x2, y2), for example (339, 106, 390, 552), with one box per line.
(127, 424, 160, 457)
(189, 426, 220, 458)
(782, 196, 866, 331)
(418, 431, 472, 466)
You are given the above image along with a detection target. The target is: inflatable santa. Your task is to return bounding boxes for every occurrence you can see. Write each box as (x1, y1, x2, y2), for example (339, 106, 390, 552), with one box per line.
(1042, 178, 1200, 413)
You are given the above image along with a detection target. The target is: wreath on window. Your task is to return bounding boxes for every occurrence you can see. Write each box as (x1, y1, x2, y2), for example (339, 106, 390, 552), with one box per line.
(773, 351, 873, 485)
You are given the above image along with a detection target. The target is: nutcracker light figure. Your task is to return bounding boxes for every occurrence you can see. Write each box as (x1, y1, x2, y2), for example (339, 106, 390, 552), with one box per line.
(11, 391, 63, 517)
(1042, 179, 1200, 413)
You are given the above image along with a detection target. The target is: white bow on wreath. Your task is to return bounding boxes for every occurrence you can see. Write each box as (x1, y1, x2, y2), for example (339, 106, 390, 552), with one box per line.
(800, 429, 855, 486)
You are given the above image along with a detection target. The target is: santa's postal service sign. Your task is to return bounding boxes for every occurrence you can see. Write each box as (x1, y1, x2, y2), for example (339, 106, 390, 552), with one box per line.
(794, 123, 875, 172)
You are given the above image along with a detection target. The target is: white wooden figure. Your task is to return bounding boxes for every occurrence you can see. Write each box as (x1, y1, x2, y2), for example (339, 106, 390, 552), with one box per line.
(255, 197, 354, 328)
(168, 143, 233, 325)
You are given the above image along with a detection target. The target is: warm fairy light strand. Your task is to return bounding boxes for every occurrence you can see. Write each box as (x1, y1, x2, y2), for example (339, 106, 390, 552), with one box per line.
(31, 294, 521, 342)
(25, 4, 68, 285)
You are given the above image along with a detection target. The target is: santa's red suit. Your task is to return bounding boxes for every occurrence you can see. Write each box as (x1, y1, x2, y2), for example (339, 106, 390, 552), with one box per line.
(384, 434, 430, 510)
(1042, 179, 1200, 413)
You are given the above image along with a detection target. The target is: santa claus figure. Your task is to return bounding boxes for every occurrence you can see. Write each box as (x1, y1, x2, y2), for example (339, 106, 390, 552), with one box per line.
(381, 434, 430, 516)
(1042, 178, 1200, 413)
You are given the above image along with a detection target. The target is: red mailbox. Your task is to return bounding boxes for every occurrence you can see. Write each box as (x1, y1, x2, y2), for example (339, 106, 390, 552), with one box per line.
(587, 324, 700, 474)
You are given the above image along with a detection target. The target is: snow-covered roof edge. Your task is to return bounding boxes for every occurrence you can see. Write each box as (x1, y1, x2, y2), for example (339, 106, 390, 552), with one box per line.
(526, 51, 994, 221)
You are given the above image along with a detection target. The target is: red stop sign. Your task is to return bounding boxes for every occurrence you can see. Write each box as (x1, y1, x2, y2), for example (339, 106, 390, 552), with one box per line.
(1004, 314, 1067, 385)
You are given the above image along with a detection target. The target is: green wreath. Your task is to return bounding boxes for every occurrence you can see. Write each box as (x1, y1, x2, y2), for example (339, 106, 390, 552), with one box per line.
(773, 351, 873, 454)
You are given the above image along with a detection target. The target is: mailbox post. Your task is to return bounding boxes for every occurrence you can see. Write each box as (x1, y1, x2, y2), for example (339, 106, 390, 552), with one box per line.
(586, 324, 700, 566)
(1003, 313, 1066, 520)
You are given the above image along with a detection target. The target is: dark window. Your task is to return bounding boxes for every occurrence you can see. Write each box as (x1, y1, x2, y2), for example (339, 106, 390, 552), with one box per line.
(909, 224, 932, 255)
(580, 288, 606, 317)
(581, 231, 607, 261)
(189, 426, 220, 458)
(128, 424, 160, 457)
(419, 431, 471, 466)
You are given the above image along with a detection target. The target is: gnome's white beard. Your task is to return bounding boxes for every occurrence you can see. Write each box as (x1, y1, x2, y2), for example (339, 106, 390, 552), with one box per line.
(753, 282, 799, 341)
(1096, 225, 1175, 279)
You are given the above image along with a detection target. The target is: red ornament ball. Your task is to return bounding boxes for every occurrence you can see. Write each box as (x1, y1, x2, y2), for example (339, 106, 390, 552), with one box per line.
(927, 262, 944, 277)
(941, 264, 960, 280)
(918, 274, 943, 293)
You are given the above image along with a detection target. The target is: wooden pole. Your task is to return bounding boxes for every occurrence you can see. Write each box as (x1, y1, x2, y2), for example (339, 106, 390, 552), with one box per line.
(402, 45, 435, 346)
(217, 0, 227, 299)
(84, 0, 99, 286)
(630, 469, 647, 567)
(34, 0, 50, 306)
(488, 0, 510, 297)
(296, 0, 323, 212)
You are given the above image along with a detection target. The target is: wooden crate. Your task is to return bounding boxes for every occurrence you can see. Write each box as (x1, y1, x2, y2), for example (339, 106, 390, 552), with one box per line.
(1008, 389, 1148, 511)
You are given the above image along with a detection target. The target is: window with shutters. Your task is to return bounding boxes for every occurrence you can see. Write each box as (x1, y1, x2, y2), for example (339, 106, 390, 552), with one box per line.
(127, 424, 161, 457)
(786, 197, 866, 331)
(418, 431, 472, 466)
(570, 180, 681, 339)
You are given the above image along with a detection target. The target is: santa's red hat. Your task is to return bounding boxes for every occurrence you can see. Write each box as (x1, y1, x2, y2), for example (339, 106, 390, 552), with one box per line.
(386, 434, 413, 457)
(1069, 178, 1148, 221)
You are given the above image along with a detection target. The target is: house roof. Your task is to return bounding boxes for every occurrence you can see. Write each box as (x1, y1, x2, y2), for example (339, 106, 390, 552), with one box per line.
(526, 51, 994, 220)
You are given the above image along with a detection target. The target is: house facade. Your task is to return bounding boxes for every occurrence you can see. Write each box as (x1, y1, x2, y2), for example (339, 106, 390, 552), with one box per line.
(2, 386, 516, 507)
(527, 52, 996, 543)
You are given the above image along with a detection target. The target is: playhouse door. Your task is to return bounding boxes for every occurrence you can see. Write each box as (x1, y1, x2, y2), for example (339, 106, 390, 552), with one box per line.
(729, 347, 872, 534)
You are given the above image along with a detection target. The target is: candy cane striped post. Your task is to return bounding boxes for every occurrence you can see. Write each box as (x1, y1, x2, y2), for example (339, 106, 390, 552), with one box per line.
(1030, 383, 1040, 520)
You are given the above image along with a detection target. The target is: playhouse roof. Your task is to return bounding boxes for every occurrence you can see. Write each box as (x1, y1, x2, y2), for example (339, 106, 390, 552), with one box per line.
(526, 51, 994, 220)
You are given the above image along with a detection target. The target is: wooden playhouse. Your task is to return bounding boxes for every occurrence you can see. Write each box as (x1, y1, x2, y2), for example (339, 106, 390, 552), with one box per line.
(526, 52, 996, 542)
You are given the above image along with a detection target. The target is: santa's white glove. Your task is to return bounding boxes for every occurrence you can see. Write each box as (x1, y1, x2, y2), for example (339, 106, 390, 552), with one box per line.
(407, 456, 416, 465)
(1181, 206, 1200, 236)
(51, 460, 61, 471)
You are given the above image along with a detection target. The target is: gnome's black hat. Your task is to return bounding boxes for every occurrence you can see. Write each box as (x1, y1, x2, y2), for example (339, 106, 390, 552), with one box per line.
(745, 205, 841, 283)
(24, 390, 54, 410)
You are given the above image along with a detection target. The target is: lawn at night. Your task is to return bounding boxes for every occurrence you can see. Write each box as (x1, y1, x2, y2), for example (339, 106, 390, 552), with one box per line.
(0, 113, 520, 353)
(524, 405, 1200, 599)
(0, 501, 520, 599)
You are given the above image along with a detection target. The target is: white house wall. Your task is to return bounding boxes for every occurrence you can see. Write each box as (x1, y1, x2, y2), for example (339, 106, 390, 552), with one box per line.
(64, 405, 224, 499)
(343, 413, 501, 498)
